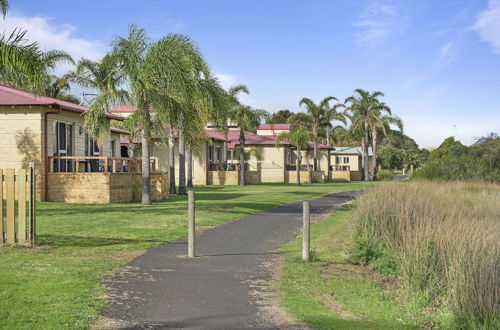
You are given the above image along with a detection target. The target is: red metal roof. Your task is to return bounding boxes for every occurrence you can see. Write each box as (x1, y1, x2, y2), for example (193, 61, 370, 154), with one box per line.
(219, 130, 290, 149)
(308, 142, 333, 150)
(205, 130, 227, 142)
(110, 127, 130, 135)
(112, 104, 137, 113)
(0, 83, 124, 121)
(257, 123, 290, 130)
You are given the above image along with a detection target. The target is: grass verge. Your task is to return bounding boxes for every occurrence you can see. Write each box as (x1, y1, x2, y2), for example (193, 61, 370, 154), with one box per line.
(0, 181, 375, 329)
(278, 203, 416, 329)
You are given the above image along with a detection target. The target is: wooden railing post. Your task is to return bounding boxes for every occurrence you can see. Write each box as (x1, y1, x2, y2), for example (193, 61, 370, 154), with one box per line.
(104, 157, 109, 173)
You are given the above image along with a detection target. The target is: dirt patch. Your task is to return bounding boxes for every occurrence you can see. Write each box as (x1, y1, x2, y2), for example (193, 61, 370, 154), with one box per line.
(109, 250, 145, 263)
(319, 293, 358, 320)
(248, 256, 309, 329)
(90, 315, 132, 330)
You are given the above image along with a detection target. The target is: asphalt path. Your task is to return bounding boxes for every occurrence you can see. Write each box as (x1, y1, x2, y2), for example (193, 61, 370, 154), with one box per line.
(103, 190, 361, 329)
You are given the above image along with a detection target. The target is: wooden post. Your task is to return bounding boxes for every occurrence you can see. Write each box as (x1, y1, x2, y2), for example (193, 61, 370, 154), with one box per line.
(188, 190, 195, 257)
(0, 169, 3, 244)
(18, 169, 27, 244)
(30, 163, 36, 244)
(302, 200, 310, 262)
(5, 169, 15, 244)
(104, 157, 109, 173)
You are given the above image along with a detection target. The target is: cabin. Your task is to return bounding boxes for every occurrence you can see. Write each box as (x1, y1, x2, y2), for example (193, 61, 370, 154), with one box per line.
(329, 146, 374, 181)
(0, 84, 167, 203)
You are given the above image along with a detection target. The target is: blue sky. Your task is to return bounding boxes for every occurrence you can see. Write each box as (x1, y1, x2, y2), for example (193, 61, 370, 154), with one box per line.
(2, 0, 500, 147)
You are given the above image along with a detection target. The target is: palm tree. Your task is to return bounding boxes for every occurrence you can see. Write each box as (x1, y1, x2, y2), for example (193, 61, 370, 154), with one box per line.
(44, 76, 80, 104)
(299, 97, 337, 171)
(230, 105, 269, 185)
(1, 0, 8, 17)
(145, 32, 216, 196)
(322, 102, 347, 146)
(345, 89, 385, 181)
(0, 29, 73, 94)
(110, 25, 156, 205)
(370, 109, 403, 178)
(68, 54, 128, 141)
(276, 122, 313, 185)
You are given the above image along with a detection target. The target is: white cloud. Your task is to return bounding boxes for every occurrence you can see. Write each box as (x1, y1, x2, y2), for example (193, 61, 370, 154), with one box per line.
(438, 41, 457, 65)
(214, 73, 238, 89)
(473, 0, 500, 54)
(353, 0, 410, 48)
(0, 15, 106, 74)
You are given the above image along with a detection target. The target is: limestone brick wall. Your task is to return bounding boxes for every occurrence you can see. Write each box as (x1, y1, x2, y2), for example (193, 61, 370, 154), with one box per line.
(207, 171, 238, 185)
(331, 171, 351, 181)
(242, 145, 287, 183)
(48, 172, 168, 203)
(350, 171, 362, 181)
(285, 170, 312, 184)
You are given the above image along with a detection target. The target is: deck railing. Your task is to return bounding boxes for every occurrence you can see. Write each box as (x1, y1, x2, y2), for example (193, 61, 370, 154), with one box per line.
(285, 164, 313, 171)
(329, 164, 351, 171)
(208, 162, 242, 171)
(48, 156, 157, 173)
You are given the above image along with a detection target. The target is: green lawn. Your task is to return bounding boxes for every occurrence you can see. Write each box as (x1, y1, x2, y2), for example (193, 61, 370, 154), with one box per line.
(0, 181, 375, 330)
(278, 203, 416, 329)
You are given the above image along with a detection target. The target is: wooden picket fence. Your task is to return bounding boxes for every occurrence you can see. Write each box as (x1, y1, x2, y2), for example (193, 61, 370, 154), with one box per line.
(0, 164, 36, 245)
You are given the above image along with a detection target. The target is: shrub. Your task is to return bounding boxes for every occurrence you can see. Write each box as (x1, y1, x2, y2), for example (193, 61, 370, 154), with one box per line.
(376, 169, 394, 181)
(352, 181, 500, 328)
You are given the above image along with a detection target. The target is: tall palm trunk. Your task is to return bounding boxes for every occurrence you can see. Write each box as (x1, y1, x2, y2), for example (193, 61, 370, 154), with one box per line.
(313, 126, 318, 171)
(239, 129, 245, 186)
(141, 129, 152, 205)
(223, 140, 227, 163)
(363, 117, 370, 181)
(371, 128, 378, 180)
(178, 133, 187, 195)
(168, 129, 177, 195)
(296, 147, 301, 185)
(187, 146, 193, 187)
(325, 125, 330, 146)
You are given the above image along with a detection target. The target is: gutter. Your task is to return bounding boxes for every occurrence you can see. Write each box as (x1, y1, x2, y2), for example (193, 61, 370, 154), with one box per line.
(43, 106, 61, 201)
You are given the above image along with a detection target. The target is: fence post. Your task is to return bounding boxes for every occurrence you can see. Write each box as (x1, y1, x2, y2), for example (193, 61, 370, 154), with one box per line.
(188, 190, 195, 257)
(302, 200, 310, 262)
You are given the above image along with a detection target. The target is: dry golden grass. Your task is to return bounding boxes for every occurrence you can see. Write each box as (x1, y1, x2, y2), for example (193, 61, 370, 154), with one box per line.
(353, 181, 499, 328)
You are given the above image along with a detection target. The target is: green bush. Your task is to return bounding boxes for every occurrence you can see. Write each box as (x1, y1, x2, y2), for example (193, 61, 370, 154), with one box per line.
(414, 138, 500, 182)
(376, 169, 394, 181)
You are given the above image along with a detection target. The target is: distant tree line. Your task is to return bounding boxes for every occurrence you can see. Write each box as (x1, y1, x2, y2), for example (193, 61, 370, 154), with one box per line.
(414, 134, 500, 182)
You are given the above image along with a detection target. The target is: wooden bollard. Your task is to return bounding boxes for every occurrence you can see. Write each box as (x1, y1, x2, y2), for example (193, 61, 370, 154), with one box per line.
(188, 191, 195, 257)
(302, 200, 310, 262)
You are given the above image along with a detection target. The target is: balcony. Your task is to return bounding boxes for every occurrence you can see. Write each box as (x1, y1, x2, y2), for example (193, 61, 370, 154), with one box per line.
(285, 163, 313, 171)
(48, 156, 157, 173)
(208, 162, 243, 171)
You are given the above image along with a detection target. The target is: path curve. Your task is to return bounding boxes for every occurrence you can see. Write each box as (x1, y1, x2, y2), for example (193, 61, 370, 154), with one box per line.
(103, 190, 361, 329)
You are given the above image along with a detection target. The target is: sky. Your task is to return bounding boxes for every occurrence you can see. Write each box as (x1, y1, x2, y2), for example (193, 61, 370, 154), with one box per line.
(1, 0, 499, 148)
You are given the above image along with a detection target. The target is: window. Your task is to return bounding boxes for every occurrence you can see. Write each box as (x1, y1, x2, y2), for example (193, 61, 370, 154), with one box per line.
(208, 145, 213, 162)
(54, 122, 73, 172)
(335, 156, 341, 164)
(214, 146, 221, 162)
(110, 140, 116, 157)
(343, 157, 349, 164)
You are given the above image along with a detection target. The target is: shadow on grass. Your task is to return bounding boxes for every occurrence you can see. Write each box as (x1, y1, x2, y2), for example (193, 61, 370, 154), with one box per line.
(38, 235, 163, 247)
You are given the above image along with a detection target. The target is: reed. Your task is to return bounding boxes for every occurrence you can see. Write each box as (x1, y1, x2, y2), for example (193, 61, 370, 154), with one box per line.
(352, 181, 499, 328)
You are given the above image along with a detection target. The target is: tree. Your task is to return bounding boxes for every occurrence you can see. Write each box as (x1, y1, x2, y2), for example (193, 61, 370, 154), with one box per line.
(345, 89, 387, 181)
(369, 109, 403, 178)
(68, 54, 128, 142)
(267, 109, 293, 124)
(299, 97, 337, 171)
(1, 0, 8, 17)
(230, 105, 269, 185)
(276, 119, 313, 184)
(0, 29, 73, 94)
(322, 103, 346, 146)
(44, 76, 81, 104)
(378, 144, 403, 169)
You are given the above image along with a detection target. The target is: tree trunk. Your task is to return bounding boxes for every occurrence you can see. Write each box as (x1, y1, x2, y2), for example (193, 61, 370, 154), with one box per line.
(127, 140, 134, 158)
(363, 118, 370, 181)
(371, 128, 377, 180)
(325, 125, 330, 146)
(141, 129, 152, 205)
(168, 130, 177, 195)
(313, 126, 318, 171)
(222, 141, 227, 163)
(187, 146, 193, 187)
(178, 133, 187, 195)
(296, 147, 301, 185)
(239, 129, 245, 186)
